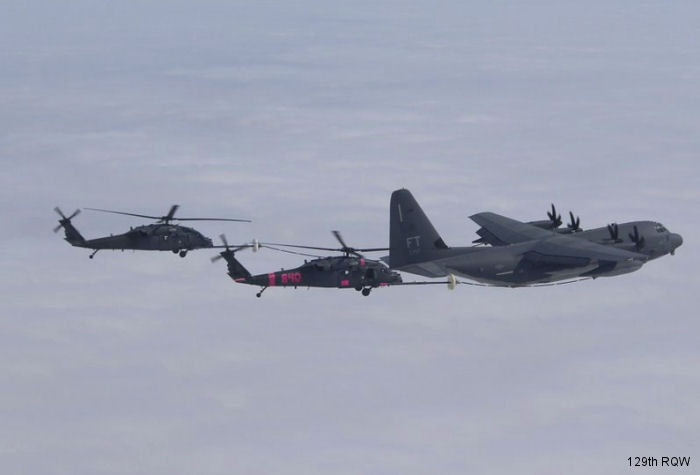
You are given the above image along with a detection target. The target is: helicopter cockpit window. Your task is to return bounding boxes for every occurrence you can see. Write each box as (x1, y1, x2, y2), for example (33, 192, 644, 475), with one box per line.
(655, 224, 667, 233)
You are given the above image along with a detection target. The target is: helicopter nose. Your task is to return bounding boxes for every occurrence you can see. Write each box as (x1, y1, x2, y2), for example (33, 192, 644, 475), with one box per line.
(670, 233, 683, 252)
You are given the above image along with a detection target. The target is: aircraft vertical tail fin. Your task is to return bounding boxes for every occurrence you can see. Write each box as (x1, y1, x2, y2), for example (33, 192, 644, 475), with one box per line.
(218, 251, 252, 281)
(389, 189, 448, 267)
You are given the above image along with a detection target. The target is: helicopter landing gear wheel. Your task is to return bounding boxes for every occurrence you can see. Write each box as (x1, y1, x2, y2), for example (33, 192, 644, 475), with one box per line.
(256, 286, 268, 298)
(355, 285, 363, 291)
(361, 287, 371, 296)
(172, 249, 179, 254)
(179, 250, 188, 258)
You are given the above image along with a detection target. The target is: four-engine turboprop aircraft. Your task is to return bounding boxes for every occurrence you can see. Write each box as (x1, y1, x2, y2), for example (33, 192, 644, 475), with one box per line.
(386, 189, 683, 287)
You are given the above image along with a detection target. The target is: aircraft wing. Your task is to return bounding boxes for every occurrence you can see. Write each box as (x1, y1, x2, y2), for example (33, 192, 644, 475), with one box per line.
(524, 234, 648, 266)
(470, 212, 555, 245)
(470, 212, 647, 263)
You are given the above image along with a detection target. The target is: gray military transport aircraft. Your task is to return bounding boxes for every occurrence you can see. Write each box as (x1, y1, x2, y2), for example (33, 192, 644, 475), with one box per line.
(387, 189, 683, 286)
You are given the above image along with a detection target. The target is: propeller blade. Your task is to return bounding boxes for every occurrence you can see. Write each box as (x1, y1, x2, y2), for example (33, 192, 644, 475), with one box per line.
(53, 223, 63, 233)
(629, 225, 639, 242)
(547, 204, 562, 228)
(54, 207, 66, 219)
(68, 209, 81, 220)
(211, 254, 223, 263)
(567, 211, 580, 231)
(628, 225, 645, 250)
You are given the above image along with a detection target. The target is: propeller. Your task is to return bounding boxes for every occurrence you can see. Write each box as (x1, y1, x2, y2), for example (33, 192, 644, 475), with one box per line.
(607, 223, 622, 243)
(628, 225, 645, 250)
(85, 205, 251, 224)
(547, 204, 562, 228)
(261, 231, 388, 257)
(567, 211, 581, 232)
(53, 207, 81, 233)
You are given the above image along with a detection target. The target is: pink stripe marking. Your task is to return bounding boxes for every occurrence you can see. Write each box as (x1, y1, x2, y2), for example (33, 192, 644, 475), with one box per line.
(340, 279, 350, 286)
(268, 273, 276, 286)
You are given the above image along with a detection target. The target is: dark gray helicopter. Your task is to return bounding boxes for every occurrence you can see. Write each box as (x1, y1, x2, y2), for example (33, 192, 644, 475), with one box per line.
(54, 205, 250, 258)
(213, 231, 405, 297)
(387, 189, 683, 286)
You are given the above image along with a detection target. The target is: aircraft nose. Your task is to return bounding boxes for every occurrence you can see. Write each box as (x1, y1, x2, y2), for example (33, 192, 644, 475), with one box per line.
(670, 233, 683, 251)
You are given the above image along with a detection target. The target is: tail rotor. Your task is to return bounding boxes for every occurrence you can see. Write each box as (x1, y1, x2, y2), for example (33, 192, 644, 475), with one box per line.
(53, 207, 81, 233)
(211, 234, 255, 262)
(211, 234, 233, 262)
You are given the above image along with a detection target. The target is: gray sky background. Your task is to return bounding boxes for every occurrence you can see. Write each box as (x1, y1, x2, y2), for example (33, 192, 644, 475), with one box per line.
(1, 1, 699, 474)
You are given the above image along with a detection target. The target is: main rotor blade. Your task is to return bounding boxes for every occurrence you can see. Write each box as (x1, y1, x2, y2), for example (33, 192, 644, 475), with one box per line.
(261, 242, 343, 252)
(164, 205, 179, 222)
(173, 217, 252, 222)
(209, 243, 251, 249)
(85, 207, 250, 223)
(84, 208, 163, 220)
(260, 242, 388, 252)
(392, 280, 463, 286)
(332, 230, 349, 250)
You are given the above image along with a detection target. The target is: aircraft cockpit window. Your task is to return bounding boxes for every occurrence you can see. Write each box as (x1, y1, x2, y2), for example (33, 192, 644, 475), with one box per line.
(655, 224, 667, 233)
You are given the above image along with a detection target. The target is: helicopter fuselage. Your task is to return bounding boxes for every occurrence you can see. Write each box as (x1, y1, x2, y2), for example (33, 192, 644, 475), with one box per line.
(228, 254, 402, 292)
(67, 224, 214, 257)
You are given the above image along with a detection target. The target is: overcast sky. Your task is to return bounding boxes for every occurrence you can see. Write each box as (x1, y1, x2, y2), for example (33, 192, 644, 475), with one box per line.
(1, 1, 699, 474)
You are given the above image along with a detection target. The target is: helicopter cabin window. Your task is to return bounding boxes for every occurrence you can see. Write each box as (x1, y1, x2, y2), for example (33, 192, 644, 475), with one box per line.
(655, 224, 667, 233)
